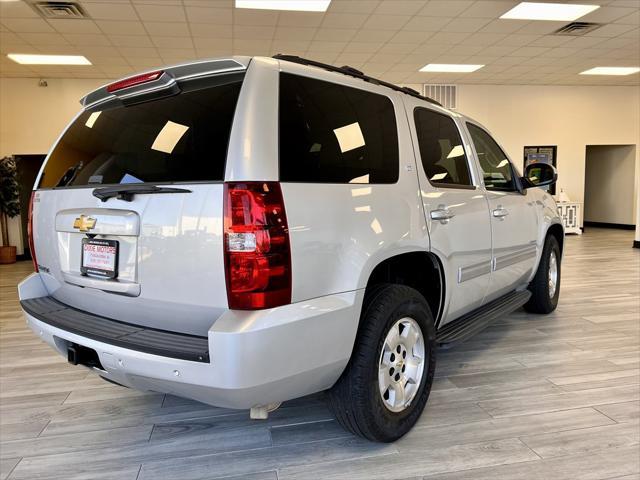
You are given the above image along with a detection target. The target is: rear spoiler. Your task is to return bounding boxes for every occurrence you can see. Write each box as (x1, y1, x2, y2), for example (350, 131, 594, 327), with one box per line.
(80, 57, 249, 109)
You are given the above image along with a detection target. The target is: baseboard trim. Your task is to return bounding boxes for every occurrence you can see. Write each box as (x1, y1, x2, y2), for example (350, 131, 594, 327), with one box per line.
(583, 221, 635, 231)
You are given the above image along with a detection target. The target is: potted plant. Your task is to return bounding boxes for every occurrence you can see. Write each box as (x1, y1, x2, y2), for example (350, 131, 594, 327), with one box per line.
(0, 156, 20, 264)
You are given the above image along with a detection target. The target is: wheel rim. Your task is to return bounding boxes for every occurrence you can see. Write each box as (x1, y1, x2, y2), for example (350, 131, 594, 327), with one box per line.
(378, 317, 425, 413)
(548, 250, 558, 299)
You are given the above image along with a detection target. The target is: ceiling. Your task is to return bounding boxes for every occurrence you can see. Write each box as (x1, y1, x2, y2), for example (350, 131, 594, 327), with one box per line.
(0, 0, 638, 85)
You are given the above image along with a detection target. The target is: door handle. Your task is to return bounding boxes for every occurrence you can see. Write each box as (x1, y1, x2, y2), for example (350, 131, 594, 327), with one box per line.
(430, 208, 455, 224)
(493, 207, 509, 218)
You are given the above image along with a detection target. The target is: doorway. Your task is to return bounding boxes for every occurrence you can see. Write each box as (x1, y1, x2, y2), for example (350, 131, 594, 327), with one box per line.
(584, 145, 637, 230)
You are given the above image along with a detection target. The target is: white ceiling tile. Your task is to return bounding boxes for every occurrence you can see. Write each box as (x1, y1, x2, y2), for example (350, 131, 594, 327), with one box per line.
(375, 0, 425, 16)
(271, 40, 311, 53)
(190, 23, 232, 38)
(343, 41, 384, 53)
(233, 39, 271, 55)
(314, 28, 356, 41)
(613, 10, 639, 25)
(159, 48, 197, 60)
(306, 41, 346, 53)
(36, 44, 82, 55)
(581, 6, 638, 23)
(327, 0, 380, 15)
(192, 37, 232, 50)
(459, 1, 518, 18)
(302, 52, 338, 64)
(117, 46, 158, 58)
(47, 19, 102, 35)
(321, 13, 369, 29)
(544, 47, 580, 58)
(185, 7, 232, 24)
(274, 27, 317, 41)
(0, 1, 39, 19)
(18, 32, 70, 45)
(96, 21, 147, 35)
(363, 15, 411, 30)
(418, 1, 474, 17)
(510, 46, 550, 57)
(495, 34, 540, 47)
(443, 17, 491, 33)
(368, 52, 403, 63)
(1, 18, 55, 33)
(277, 12, 325, 28)
(561, 36, 607, 49)
(82, 46, 121, 57)
(89, 55, 130, 66)
(82, 3, 140, 21)
(528, 35, 572, 48)
(379, 42, 419, 53)
(404, 16, 452, 32)
(389, 30, 432, 44)
(234, 25, 275, 40)
(143, 22, 190, 36)
(352, 29, 397, 43)
(335, 52, 373, 64)
(587, 23, 638, 38)
(445, 44, 485, 56)
(234, 9, 279, 26)
(63, 33, 111, 46)
(183, 0, 232, 7)
(426, 31, 471, 45)
(479, 19, 529, 33)
(152, 36, 194, 49)
(109, 34, 153, 47)
(477, 45, 518, 56)
(462, 32, 507, 46)
(134, 4, 186, 22)
(516, 21, 564, 35)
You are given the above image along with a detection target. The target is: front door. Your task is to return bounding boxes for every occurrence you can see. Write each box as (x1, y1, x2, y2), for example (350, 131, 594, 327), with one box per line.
(465, 122, 539, 301)
(405, 100, 492, 326)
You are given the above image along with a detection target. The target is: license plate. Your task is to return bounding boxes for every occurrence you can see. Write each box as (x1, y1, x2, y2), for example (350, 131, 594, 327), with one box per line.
(81, 238, 119, 279)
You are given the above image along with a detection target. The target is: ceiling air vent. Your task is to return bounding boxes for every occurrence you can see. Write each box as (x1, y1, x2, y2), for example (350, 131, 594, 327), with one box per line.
(424, 84, 457, 110)
(554, 22, 602, 36)
(32, 1, 87, 19)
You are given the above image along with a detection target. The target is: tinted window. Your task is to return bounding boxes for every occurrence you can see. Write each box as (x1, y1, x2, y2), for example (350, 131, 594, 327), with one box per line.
(39, 76, 243, 188)
(279, 73, 398, 184)
(467, 123, 515, 191)
(414, 108, 472, 187)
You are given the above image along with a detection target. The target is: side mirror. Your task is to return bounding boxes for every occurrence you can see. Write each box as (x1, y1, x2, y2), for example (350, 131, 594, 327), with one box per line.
(523, 162, 557, 188)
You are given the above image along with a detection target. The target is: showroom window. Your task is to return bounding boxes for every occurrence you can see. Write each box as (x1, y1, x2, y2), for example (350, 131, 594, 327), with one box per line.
(38, 76, 243, 188)
(413, 108, 473, 188)
(279, 73, 399, 184)
(467, 123, 517, 192)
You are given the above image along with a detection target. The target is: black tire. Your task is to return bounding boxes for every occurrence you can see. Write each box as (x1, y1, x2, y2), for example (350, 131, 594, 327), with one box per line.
(327, 284, 437, 442)
(524, 234, 561, 314)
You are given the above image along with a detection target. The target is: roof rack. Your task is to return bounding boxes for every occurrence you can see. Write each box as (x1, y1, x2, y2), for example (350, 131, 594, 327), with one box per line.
(273, 54, 442, 107)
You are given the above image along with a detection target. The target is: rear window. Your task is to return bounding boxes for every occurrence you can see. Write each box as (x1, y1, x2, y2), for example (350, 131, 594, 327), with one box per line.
(279, 73, 399, 184)
(39, 76, 243, 188)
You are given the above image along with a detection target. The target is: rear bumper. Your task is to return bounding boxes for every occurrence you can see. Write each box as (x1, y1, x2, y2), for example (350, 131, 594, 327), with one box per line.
(19, 273, 362, 409)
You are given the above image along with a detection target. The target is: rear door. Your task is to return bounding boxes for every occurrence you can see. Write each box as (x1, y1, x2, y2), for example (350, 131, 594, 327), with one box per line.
(464, 122, 538, 300)
(404, 100, 492, 325)
(31, 70, 245, 336)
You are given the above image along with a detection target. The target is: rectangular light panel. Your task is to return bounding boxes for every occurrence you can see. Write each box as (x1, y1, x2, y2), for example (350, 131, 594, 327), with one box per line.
(500, 2, 599, 21)
(420, 64, 484, 73)
(580, 67, 640, 76)
(235, 0, 330, 11)
(7, 54, 91, 65)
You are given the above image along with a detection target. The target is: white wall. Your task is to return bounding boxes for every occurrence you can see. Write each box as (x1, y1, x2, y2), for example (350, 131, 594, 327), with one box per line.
(584, 145, 637, 225)
(2, 78, 640, 251)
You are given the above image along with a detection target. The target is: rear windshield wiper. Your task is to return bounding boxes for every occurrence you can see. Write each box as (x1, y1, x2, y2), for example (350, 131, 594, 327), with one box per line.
(93, 184, 192, 202)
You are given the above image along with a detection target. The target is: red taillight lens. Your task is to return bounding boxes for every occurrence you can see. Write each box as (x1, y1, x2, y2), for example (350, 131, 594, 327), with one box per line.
(224, 182, 291, 310)
(27, 191, 38, 272)
(106, 70, 163, 93)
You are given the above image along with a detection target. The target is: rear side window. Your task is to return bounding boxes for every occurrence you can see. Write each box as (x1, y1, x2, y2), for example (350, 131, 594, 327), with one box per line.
(38, 76, 243, 188)
(466, 123, 516, 191)
(414, 108, 472, 187)
(279, 73, 399, 184)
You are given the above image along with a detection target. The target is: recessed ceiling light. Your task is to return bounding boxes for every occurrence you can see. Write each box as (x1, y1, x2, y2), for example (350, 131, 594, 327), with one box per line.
(235, 0, 331, 12)
(580, 67, 640, 76)
(500, 2, 599, 21)
(420, 64, 484, 73)
(7, 54, 91, 65)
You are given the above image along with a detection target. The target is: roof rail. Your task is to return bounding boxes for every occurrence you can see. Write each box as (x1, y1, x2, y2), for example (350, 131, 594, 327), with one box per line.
(273, 54, 442, 107)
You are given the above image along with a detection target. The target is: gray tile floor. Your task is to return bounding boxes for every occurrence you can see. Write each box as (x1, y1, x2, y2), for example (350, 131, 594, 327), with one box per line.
(1, 228, 638, 480)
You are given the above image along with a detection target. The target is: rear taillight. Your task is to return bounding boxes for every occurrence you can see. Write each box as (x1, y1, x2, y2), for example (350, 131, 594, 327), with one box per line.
(223, 182, 291, 310)
(106, 70, 163, 93)
(27, 191, 38, 272)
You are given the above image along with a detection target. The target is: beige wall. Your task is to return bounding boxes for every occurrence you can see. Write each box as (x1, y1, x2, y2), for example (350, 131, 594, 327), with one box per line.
(584, 145, 637, 225)
(1, 77, 639, 251)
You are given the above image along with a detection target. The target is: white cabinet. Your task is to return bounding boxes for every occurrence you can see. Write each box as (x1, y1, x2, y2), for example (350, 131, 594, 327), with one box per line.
(557, 202, 582, 234)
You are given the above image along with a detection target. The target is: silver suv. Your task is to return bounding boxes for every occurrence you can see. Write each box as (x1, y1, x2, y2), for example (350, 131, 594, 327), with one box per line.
(19, 55, 563, 442)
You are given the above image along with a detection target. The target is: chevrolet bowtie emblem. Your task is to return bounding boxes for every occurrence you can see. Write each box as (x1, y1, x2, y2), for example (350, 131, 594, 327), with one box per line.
(73, 215, 97, 232)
